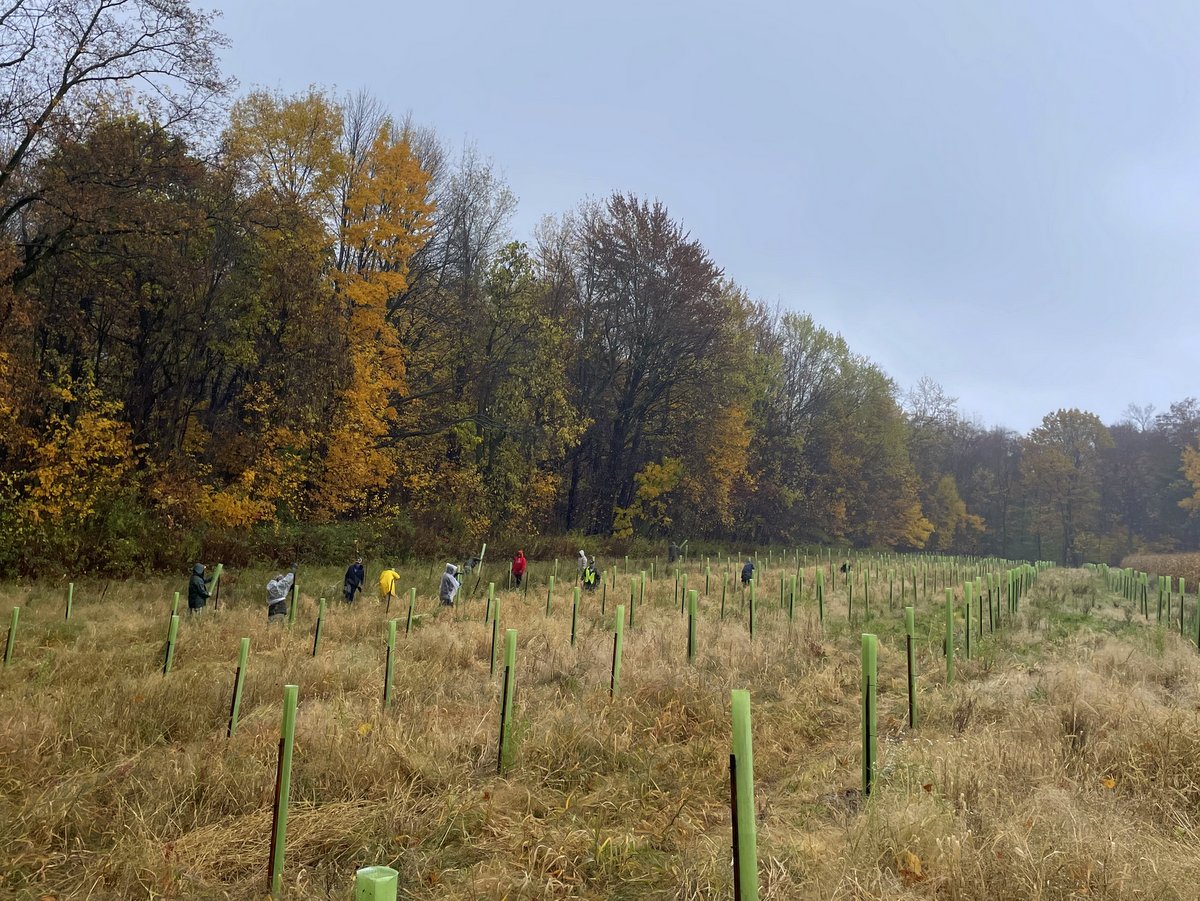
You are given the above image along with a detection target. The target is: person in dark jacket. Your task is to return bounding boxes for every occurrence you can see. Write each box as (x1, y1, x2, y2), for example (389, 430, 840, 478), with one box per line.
(343, 558, 365, 604)
(741, 559, 755, 586)
(668, 542, 681, 564)
(267, 566, 296, 623)
(188, 563, 211, 613)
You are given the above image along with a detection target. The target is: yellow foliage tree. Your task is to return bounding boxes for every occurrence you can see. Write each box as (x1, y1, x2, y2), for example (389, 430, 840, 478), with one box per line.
(1181, 443, 1200, 514)
(314, 125, 434, 517)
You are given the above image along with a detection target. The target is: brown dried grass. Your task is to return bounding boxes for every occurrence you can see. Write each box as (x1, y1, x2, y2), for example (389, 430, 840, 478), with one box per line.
(2, 564, 1199, 898)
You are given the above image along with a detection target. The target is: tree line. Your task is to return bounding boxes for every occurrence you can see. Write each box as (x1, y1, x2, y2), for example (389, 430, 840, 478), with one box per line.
(0, 1, 1197, 573)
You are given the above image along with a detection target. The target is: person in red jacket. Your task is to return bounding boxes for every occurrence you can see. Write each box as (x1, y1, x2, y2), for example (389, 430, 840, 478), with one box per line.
(512, 550, 527, 588)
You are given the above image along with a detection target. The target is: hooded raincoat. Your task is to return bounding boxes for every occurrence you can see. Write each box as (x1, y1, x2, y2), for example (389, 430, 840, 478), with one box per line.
(188, 563, 211, 611)
(267, 571, 295, 621)
(439, 564, 460, 606)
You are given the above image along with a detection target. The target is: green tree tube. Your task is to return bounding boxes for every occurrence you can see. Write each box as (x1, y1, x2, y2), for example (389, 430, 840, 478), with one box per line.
(228, 637, 250, 737)
(406, 587, 415, 635)
(288, 575, 299, 628)
(905, 606, 917, 728)
(945, 589, 954, 684)
(611, 607, 625, 698)
(730, 689, 759, 900)
(546, 574, 555, 617)
(3, 607, 18, 666)
(383, 619, 397, 709)
(498, 628, 518, 773)
(687, 589, 698, 663)
(490, 596, 502, 676)
(571, 587, 580, 647)
(163, 614, 179, 675)
(65, 581, 73, 621)
(267, 684, 299, 897)
(862, 633, 878, 795)
(355, 866, 398, 900)
(312, 599, 326, 657)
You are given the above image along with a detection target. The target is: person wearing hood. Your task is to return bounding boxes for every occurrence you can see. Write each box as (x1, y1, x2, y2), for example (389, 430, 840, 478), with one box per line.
(378, 566, 401, 604)
(188, 563, 212, 614)
(668, 542, 681, 564)
(741, 559, 755, 586)
(577, 549, 588, 578)
(439, 564, 460, 606)
(343, 558, 365, 604)
(583, 556, 599, 591)
(267, 566, 296, 623)
(511, 550, 527, 587)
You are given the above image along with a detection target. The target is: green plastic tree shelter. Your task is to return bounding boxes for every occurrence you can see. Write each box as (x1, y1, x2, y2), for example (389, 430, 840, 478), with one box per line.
(490, 595, 502, 676)
(406, 587, 415, 635)
(945, 589, 954, 684)
(905, 606, 917, 728)
(383, 620, 397, 709)
(497, 629, 518, 774)
(312, 598, 326, 657)
(288, 575, 299, 627)
(611, 606, 625, 698)
(687, 589, 698, 663)
(3, 607, 17, 666)
(861, 633, 878, 796)
(162, 614, 179, 675)
(730, 689, 759, 900)
(267, 684, 299, 897)
(227, 637, 250, 738)
(65, 582, 73, 621)
(355, 866, 398, 900)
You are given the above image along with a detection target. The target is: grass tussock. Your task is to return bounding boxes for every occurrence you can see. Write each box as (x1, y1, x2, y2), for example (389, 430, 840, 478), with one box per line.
(2, 564, 1200, 898)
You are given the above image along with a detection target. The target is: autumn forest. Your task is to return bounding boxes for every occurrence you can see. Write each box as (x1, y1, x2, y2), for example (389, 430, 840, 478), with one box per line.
(2, 2, 1200, 575)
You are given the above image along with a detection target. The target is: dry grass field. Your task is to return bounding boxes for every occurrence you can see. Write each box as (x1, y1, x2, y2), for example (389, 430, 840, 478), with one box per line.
(3, 560, 1200, 899)
(1121, 552, 1200, 590)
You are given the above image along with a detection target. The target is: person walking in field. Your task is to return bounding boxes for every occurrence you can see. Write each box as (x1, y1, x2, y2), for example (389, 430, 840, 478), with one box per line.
(741, 559, 755, 587)
(343, 558, 365, 604)
(439, 563, 460, 607)
(266, 566, 296, 623)
(511, 550, 527, 587)
(583, 556, 599, 591)
(378, 566, 401, 605)
(188, 563, 212, 614)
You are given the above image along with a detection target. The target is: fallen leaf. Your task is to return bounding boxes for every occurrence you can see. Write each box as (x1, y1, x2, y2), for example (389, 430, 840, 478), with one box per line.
(897, 850, 924, 884)
(922, 782, 933, 793)
(356, 722, 372, 738)
(1101, 776, 1116, 790)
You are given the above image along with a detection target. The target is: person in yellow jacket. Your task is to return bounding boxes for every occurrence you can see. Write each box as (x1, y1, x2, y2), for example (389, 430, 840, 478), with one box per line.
(378, 567, 401, 604)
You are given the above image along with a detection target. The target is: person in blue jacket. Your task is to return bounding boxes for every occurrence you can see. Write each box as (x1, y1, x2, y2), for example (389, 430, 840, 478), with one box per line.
(343, 558, 365, 604)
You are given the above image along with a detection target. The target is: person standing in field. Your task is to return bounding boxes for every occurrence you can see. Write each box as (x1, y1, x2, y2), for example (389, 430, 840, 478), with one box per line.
(266, 566, 296, 623)
(187, 563, 211, 614)
(583, 556, 599, 591)
(668, 542, 681, 564)
(378, 566, 401, 605)
(343, 558, 365, 604)
(577, 549, 588, 579)
(512, 550, 527, 587)
(741, 559, 755, 586)
(439, 563, 460, 607)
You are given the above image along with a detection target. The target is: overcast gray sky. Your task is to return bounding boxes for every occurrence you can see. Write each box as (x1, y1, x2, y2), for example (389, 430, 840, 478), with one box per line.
(208, 0, 1200, 433)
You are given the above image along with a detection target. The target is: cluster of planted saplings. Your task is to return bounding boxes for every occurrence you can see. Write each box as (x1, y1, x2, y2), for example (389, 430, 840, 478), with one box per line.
(1, 550, 1051, 900)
